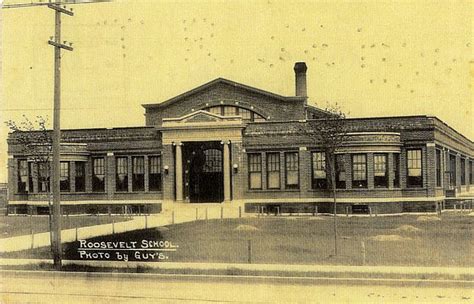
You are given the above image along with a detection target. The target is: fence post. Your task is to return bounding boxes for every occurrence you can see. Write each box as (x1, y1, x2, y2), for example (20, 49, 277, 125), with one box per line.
(239, 206, 242, 218)
(145, 214, 148, 229)
(112, 218, 115, 234)
(361, 240, 366, 265)
(247, 239, 252, 264)
(313, 206, 318, 216)
(369, 206, 372, 217)
(31, 227, 34, 249)
(196, 208, 198, 220)
(172, 210, 175, 224)
(220, 207, 224, 219)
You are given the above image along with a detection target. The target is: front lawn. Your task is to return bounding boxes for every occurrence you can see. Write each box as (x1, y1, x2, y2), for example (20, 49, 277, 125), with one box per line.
(2, 213, 472, 267)
(0, 215, 132, 239)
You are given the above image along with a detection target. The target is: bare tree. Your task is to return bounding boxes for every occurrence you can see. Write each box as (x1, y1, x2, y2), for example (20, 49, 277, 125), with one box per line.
(5, 115, 56, 256)
(302, 103, 349, 256)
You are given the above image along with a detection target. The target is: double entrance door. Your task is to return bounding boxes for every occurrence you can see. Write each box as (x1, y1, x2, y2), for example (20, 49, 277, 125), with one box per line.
(182, 141, 224, 203)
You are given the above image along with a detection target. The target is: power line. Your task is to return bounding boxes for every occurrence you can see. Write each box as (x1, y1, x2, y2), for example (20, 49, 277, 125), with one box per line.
(2, 0, 113, 9)
(0, 106, 141, 111)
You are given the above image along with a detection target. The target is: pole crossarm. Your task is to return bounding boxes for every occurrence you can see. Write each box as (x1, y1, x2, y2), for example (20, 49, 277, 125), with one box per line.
(48, 40, 74, 51)
(47, 3, 74, 15)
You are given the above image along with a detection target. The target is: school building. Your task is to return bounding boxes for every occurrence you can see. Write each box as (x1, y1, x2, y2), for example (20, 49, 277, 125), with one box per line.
(6, 62, 474, 215)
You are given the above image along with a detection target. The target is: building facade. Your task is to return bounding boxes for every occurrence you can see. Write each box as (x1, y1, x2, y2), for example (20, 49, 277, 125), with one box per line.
(6, 62, 474, 215)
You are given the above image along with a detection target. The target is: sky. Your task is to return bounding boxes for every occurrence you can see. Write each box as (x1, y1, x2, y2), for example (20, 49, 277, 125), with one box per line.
(0, 0, 473, 183)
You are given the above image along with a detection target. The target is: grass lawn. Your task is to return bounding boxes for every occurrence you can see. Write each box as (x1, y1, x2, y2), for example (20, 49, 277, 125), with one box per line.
(0, 215, 133, 239)
(2, 213, 472, 267)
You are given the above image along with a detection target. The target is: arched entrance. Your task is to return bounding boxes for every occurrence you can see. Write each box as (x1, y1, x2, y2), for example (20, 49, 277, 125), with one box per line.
(183, 141, 224, 203)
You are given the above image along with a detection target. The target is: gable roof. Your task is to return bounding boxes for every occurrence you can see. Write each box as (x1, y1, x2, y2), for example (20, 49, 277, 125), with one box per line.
(142, 77, 306, 109)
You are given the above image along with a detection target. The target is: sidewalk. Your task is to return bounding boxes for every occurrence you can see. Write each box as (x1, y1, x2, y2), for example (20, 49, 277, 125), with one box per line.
(0, 259, 472, 282)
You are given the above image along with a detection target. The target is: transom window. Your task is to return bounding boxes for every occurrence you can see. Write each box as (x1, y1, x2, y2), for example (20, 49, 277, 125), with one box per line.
(205, 106, 266, 122)
(203, 149, 222, 173)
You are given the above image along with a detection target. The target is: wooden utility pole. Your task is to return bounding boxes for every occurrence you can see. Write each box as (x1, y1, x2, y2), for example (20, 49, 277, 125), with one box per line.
(47, 3, 74, 271)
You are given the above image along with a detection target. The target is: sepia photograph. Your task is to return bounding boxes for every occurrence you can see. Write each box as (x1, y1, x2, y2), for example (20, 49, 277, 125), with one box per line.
(0, 0, 472, 303)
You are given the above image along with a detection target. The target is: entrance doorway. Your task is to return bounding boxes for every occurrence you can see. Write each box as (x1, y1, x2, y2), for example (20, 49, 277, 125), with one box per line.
(183, 141, 224, 203)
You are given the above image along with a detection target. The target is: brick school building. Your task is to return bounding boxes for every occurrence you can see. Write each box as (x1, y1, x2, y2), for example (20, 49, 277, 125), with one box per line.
(6, 62, 474, 215)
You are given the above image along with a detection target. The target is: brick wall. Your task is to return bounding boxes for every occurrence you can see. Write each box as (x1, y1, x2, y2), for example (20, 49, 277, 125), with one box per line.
(145, 82, 306, 126)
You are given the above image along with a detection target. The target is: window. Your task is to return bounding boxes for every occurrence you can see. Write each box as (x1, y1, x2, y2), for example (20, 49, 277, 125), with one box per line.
(92, 157, 105, 192)
(208, 106, 222, 115)
(239, 108, 252, 120)
(392, 154, 400, 188)
(17, 159, 28, 193)
(470, 161, 473, 185)
(149, 156, 162, 191)
(460, 158, 466, 185)
(28, 162, 34, 192)
(248, 154, 262, 189)
(311, 152, 327, 189)
(449, 154, 456, 187)
(266, 153, 280, 189)
(75, 162, 85, 192)
(285, 152, 299, 189)
(132, 156, 145, 191)
(116, 157, 128, 192)
(336, 154, 346, 189)
(374, 154, 388, 188)
(38, 162, 50, 192)
(436, 150, 442, 187)
(352, 154, 367, 188)
(407, 149, 423, 188)
(203, 149, 222, 173)
(205, 106, 266, 122)
(60, 162, 70, 192)
(223, 106, 236, 116)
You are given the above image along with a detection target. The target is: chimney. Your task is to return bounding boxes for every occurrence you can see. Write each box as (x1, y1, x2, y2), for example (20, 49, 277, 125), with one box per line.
(294, 62, 307, 97)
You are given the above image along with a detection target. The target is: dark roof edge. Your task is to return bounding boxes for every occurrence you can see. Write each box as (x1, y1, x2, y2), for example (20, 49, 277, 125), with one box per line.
(142, 78, 305, 109)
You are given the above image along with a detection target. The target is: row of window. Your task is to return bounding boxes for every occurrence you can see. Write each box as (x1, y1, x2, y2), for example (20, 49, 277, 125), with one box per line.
(113, 156, 162, 192)
(248, 152, 299, 190)
(435, 150, 474, 187)
(313, 151, 403, 188)
(247, 150, 423, 190)
(17, 161, 86, 194)
(205, 106, 266, 122)
(17, 156, 162, 193)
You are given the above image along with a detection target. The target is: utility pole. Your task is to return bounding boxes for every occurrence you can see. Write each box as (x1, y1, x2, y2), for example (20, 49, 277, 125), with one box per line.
(47, 2, 74, 271)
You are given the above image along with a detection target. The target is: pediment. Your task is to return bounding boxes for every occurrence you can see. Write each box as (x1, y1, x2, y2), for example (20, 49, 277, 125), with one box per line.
(181, 111, 224, 123)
